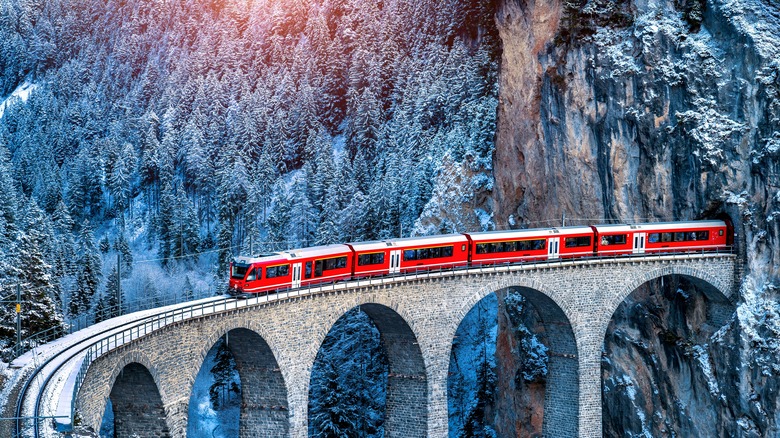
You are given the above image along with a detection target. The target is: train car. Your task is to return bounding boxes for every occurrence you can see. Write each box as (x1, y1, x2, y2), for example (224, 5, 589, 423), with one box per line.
(384, 234, 470, 274)
(467, 226, 595, 266)
(349, 240, 393, 278)
(229, 244, 353, 296)
(594, 220, 729, 256)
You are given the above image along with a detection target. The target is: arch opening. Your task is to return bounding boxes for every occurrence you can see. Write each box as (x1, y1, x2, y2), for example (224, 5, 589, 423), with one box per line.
(448, 287, 578, 437)
(107, 362, 170, 438)
(602, 274, 738, 437)
(308, 304, 426, 437)
(187, 335, 241, 437)
(188, 328, 288, 437)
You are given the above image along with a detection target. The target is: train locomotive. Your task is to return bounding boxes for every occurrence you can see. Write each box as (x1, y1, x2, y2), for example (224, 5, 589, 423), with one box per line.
(228, 220, 731, 296)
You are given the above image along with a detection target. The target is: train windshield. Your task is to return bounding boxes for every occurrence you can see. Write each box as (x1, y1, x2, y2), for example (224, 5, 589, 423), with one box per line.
(232, 263, 250, 279)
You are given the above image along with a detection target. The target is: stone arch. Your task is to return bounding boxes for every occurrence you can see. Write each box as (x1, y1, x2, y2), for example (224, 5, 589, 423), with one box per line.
(451, 276, 579, 437)
(600, 263, 739, 437)
(107, 359, 170, 437)
(87, 350, 173, 436)
(309, 301, 427, 437)
(188, 324, 288, 437)
(603, 264, 734, 342)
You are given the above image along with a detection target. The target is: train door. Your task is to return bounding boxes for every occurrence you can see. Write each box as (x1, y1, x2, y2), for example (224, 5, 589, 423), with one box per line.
(547, 238, 560, 260)
(292, 263, 302, 288)
(389, 250, 402, 274)
(632, 233, 646, 254)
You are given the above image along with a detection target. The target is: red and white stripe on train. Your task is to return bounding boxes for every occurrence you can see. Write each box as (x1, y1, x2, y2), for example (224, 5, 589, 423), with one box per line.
(228, 220, 731, 296)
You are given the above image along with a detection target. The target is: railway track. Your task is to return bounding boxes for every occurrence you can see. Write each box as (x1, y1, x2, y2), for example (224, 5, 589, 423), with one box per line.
(13, 296, 231, 438)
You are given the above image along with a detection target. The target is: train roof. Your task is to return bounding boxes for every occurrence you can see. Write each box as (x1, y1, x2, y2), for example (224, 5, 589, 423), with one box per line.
(347, 240, 391, 252)
(233, 253, 286, 265)
(234, 244, 351, 264)
(385, 233, 469, 248)
(467, 226, 593, 242)
(593, 220, 726, 233)
(284, 244, 352, 259)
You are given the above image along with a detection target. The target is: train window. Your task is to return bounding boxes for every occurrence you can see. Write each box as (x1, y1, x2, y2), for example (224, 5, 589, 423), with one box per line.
(358, 253, 385, 266)
(266, 265, 288, 278)
(322, 256, 347, 271)
(305, 261, 312, 278)
(674, 232, 686, 242)
(476, 244, 487, 254)
(404, 250, 416, 261)
(661, 233, 672, 242)
(315, 260, 323, 277)
(246, 269, 257, 281)
(565, 236, 591, 247)
(232, 264, 249, 279)
(443, 246, 454, 257)
(697, 231, 709, 240)
(648, 233, 660, 243)
(602, 234, 627, 246)
(461, 244, 466, 252)
(419, 248, 431, 259)
(719, 229, 724, 236)
(430, 247, 441, 258)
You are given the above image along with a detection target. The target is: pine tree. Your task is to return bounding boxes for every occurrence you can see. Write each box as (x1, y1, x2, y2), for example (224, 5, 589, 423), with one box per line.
(158, 180, 175, 267)
(102, 268, 123, 319)
(114, 233, 133, 278)
(108, 142, 137, 220)
(266, 180, 292, 251)
(183, 275, 195, 301)
(7, 199, 65, 348)
(210, 337, 240, 408)
(69, 220, 102, 317)
(317, 186, 341, 245)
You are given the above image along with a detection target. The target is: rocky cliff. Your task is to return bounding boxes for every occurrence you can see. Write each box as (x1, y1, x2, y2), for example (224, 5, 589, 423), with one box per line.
(491, 0, 780, 435)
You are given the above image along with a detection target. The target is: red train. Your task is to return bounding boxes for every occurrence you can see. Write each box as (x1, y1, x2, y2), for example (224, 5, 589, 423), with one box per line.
(228, 220, 731, 296)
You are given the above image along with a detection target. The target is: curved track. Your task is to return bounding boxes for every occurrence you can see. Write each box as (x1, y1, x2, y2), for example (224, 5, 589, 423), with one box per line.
(13, 296, 230, 438)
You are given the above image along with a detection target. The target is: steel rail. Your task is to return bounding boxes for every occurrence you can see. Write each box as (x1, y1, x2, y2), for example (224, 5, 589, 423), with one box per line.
(12, 296, 229, 438)
(23, 247, 736, 438)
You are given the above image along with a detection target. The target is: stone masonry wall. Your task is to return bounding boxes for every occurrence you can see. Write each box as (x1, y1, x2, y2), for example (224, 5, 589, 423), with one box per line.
(75, 254, 736, 438)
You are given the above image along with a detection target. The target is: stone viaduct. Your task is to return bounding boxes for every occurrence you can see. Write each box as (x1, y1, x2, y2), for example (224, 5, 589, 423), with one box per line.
(74, 253, 737, 437)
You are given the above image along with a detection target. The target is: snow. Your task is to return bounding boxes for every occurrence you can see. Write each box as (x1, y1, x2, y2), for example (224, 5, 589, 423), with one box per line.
(2, 295, 226, 437)
(676, 98, 747, 167)
(0, 80, 37, 120)
(719, 0, 780, 60)
(617, 374, 653, 438)
(691, 345, 721, 397)
(474, 208, 493, 232)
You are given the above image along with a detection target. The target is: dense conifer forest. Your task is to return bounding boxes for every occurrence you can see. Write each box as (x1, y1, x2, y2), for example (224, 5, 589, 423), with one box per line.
(0, 0, 498, 353)
(0, 0, 500, 436)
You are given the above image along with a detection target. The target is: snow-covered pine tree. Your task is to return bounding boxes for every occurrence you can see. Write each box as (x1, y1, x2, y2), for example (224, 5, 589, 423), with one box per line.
(12, 199, 64, 346)
(69, 220, 102, 318)
(289, 169, 317, 247)
(182, 275, 194, 301)
(114, 233, 133, 278)
(209, 336, 240, 408)
(317, 186, 341, 245)
(108, 142, 137, 222)
(266, 179, 292, 252)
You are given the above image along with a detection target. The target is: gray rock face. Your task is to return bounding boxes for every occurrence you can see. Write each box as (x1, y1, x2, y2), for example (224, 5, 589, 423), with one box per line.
(491, 0, 780, 435)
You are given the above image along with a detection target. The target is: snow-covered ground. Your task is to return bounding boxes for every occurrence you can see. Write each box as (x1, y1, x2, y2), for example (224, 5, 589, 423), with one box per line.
(1, 295, 225, 437)
(0, 80, 37, 119)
